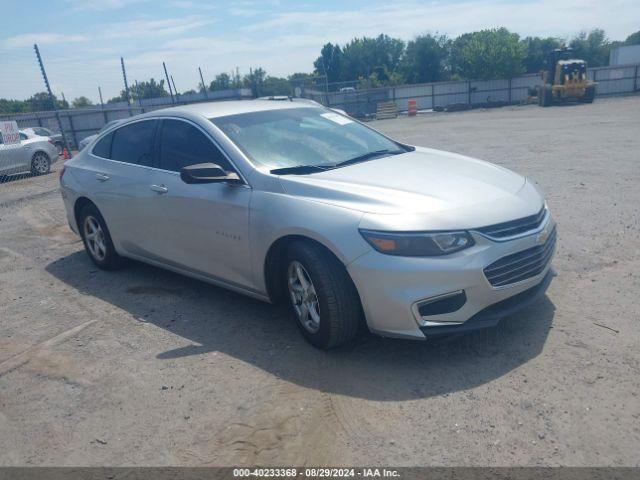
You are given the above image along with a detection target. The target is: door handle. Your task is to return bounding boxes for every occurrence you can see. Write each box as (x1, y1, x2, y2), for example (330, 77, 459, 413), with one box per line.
(150, 184, 168, 194)
(95, 173, 110, 182)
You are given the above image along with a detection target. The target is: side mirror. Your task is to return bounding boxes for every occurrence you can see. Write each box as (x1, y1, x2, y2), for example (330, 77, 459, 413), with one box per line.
(180, 163, 242, 185)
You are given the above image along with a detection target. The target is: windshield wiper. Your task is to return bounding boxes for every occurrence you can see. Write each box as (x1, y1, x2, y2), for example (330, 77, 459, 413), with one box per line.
(270, 147, 411, 175)
(270, 164, 335, 175)
(332, 148, 407, 168)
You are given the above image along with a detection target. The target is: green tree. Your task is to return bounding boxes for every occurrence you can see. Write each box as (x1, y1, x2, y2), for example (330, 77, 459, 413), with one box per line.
(401, 34, 450, 83)
(521, 36, 563, 73)
(569, 29, 610, 67)
(209, 73, 231, 91)
(625, 30, 640, 45)
(26, 92, 68, 111)
(260, 76, 292, 96)
(313, 43, 343, 84)
(72, 96, 93, 108)
(0, 99, 28, 114)
(340, 34, 405, 83)
(450, 28, 526, 79)
(243, 67, 267, 96)
(129, 78, 168, 99)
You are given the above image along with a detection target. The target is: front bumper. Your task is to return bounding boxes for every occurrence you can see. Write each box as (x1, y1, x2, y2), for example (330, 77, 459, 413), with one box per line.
(347, 215, 556, 339)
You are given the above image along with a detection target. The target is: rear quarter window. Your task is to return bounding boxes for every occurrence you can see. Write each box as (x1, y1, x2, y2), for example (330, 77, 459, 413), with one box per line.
(92, 132, 114, 158)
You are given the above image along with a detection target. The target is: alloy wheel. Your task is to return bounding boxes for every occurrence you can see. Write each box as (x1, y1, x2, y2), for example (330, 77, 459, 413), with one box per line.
(83, 215, 107, 262)
(287, 260, 321, 333)
(32, 153, 49, 174)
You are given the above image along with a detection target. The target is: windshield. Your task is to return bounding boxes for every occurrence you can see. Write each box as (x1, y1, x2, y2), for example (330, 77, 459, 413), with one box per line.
(210, 107, 405, 170)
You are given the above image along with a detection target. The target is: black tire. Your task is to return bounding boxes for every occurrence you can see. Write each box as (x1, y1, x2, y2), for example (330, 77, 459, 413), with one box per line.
(30, 152, 51, 175)
(283, 241, 362, 349)
(537, 86, 545, 106)
(78, 203, 125, 270)
(538, 85, 553, 107)
(579, 86, 596, 103)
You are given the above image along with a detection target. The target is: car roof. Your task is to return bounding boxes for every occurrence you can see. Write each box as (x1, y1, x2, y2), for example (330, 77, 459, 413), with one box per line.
(147, 99, 322, 119)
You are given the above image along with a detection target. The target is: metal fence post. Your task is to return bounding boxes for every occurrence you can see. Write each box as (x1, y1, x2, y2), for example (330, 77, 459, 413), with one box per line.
(67, 113, 78, 149)
(98, 86, 108, 124)
(163, 62, 175, 104)
(467, 81, 472, 105)
(120, 57, 132, 115)
(171, 75, 180, 103)
(199, 67, 208, 99)
(508, 78, 512, 104)
(33, 43, 71, 154)
(635, 65, 638, 92)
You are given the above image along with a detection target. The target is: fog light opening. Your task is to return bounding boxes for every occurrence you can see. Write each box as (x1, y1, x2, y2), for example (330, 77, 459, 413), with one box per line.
(417, 291, 467, 317)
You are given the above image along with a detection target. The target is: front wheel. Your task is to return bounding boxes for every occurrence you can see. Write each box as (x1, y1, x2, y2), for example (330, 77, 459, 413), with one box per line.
(30, 152, 51, 175)
(284, 241, 363, 349)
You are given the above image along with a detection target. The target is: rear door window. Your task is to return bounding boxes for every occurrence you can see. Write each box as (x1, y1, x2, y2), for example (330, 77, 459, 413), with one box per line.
(158, 119, 231, 172)
(110, 120, 157, 167)
(34, 127, 51, 136)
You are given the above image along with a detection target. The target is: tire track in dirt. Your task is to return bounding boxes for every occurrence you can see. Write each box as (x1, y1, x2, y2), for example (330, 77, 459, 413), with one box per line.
(173, 384, 355, 466)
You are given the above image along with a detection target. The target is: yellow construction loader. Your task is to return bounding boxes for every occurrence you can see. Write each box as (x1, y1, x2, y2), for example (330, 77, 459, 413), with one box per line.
(537, 48, 597, 106)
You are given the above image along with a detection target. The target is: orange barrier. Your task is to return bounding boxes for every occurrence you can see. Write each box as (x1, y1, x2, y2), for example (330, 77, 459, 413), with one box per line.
(408, 99, 418, 116)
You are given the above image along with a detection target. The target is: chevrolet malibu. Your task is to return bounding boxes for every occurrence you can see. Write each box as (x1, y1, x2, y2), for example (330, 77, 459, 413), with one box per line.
(59, 101, 556, 349)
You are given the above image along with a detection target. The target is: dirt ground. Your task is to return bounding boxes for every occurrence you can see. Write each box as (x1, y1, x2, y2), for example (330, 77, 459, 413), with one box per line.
(0, 96, 638, 467)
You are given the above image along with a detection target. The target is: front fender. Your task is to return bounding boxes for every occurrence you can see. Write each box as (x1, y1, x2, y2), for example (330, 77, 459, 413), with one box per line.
(249, 191, 370, 293)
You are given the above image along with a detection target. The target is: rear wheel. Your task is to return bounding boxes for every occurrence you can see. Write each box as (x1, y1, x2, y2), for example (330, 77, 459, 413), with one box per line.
(579, 86, 596, 103)
(79, 203, 125, 270)
(284, 241, 362, 349)
(30, 152, 51, 175)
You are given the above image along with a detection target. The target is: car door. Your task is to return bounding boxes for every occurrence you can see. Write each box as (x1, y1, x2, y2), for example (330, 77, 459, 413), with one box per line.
(144, 118, 253, 289)
(84, 119, 160, 256)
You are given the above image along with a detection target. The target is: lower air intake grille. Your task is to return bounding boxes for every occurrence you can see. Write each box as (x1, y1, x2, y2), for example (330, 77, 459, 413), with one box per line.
(483, 227, 556, 287)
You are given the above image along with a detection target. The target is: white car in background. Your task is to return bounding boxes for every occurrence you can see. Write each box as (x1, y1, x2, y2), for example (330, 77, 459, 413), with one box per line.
(21, 127, 65, 155)
(0, 131, 59, 177)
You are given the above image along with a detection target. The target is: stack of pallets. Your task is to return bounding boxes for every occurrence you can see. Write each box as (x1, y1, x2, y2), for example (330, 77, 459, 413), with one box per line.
(376, 101, 398, 120)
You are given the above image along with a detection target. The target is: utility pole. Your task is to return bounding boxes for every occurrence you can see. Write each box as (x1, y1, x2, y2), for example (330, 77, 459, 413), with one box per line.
(33, 44, 71, 153)
(163, 62, 175, 104)
(61, 91, 67, 107)
(198, 67, 208, 99)
(120, 57, 131, 115)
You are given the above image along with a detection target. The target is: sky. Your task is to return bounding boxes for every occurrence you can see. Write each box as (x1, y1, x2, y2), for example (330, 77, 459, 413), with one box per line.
(1, 0, 639, 103)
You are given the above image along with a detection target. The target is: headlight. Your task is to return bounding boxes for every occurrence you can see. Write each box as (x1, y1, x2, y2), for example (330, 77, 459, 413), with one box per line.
(359, 229, 474, 257)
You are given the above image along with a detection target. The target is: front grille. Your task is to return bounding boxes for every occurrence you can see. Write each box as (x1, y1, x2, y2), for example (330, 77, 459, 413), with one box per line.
(476, 207, 547, 239)
(483, 227, 556, 287)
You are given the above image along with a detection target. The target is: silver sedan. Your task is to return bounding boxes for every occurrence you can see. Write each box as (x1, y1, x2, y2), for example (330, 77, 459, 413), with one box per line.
(59, 101, 555, 349)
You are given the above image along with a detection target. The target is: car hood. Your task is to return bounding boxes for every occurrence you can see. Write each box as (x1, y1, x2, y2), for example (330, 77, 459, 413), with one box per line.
(278, 147, 542, 230)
